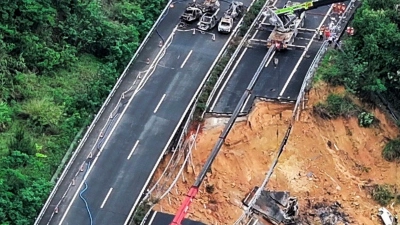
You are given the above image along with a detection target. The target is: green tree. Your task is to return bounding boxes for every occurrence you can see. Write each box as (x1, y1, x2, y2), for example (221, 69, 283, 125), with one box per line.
(331, 0, 400, 94)
(0, 102, 12, 131)
(0, 0, 167, 223)
(8, 129, 35, 156)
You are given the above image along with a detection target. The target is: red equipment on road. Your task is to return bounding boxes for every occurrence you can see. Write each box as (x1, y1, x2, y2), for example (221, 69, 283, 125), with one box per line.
(170, 187, 198, 224)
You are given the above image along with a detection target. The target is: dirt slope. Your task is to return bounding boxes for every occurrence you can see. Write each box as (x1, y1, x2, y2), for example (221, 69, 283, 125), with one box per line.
(152, 83, 399, 224)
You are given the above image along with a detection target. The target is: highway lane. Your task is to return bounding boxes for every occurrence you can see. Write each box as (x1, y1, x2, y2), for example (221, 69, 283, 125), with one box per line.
(143, 211, 205, 225)
(207, 21, 275, 114)
(53, 2, 252, 225)
(276, 4, 331, 100)
(36, 2, 184, 224)
(209, 0, 331, 115)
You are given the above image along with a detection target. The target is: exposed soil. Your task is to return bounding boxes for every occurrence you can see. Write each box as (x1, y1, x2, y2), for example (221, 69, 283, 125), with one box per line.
(152, 82, 400, 225)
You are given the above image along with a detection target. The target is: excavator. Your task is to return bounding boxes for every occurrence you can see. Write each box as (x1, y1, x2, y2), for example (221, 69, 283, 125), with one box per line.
(170, 1, 351, 224)
(260, 0, 349, 50)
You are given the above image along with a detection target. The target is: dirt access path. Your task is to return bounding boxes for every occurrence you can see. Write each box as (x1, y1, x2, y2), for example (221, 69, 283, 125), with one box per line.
(152, 83, 399, 224)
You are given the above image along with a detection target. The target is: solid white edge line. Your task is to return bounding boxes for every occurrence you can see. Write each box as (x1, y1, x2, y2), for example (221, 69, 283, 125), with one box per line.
(58, 25, 179, 225)
(127, 140, 140, 160)
(180, 50, 193, 68)
(264, 50, 276, 68)
(240, 93, 252, 113)
(123, 8, 241, 225)
(279, 5, 334, 97)
(211, 48, 248, 110)
(154, 94, 166, 113)
(147, 211, 157, 224)
(100, 188, 113, 209)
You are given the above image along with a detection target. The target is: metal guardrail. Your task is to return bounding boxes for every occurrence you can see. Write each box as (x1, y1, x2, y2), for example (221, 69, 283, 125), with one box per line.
(293, 0, 357, 121)
(34, 1, 174, 224)
(206, 0, 276, 109)
(135, 0, 264, 211)
(134, 0, 274, 223)
(293, 40, 329, 120)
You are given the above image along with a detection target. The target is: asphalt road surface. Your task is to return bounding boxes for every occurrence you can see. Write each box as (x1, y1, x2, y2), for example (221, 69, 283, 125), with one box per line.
(39, 1, 253, 225)
(209, 0, 334, 115)
(143, 211, 205, 225)
(37, 2, 184, 224)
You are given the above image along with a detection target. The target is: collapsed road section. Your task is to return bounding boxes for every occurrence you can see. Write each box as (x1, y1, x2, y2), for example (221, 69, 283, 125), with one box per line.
(144, 0, 362, 225)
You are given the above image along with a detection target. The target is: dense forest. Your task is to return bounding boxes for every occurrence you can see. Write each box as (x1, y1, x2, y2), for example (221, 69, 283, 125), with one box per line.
(324, 0, 400, 96)
(0, 0, 165, 224)
(317, 0, 400, 158)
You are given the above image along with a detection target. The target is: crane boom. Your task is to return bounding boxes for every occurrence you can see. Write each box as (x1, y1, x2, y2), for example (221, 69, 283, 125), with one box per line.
(275, 0, 348, 16)
(170, 0, 349, 224)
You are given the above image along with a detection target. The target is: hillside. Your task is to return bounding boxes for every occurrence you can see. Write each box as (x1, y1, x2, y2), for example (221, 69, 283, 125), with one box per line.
(153, 83, 400, 224)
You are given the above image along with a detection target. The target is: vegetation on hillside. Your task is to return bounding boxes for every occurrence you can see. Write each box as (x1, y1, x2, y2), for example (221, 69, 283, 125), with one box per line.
(0, 0, 166, 223)
(313, 0, 400, 160)
(313, 93, 359, 119)
(323, 0, 400, 95)
(372, 184, 396, 206)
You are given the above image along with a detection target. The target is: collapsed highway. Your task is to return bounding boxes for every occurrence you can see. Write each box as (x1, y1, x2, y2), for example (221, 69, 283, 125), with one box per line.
(36, 0, 358, 224)
(144, 0, 358, 224)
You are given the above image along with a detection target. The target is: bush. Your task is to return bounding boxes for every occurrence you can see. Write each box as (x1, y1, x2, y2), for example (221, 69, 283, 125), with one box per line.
(358, 111, 375, 127)
(132, 202, 151, 225)
(206, 184, 215, 194)
(382, 139, 400, 161)
(313, 94, 359, 119)
(372, 185, 394, 206)
(313, 50, 341, 85)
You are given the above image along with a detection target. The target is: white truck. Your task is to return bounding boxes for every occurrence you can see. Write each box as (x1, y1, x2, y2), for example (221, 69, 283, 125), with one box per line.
(217, 1, 244, 34)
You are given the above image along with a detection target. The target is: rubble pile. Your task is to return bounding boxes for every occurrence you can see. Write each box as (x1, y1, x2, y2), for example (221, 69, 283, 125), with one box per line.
(243, 188, 299, 225)
(301, 200, 352, 225)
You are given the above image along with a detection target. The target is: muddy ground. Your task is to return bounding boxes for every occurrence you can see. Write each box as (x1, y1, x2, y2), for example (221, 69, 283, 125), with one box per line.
(151, 83, 400, 225)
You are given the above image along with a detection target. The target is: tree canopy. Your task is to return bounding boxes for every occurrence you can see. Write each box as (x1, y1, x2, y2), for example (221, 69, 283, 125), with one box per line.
(324, 0, 400, 95)
(0, 0, 165, 223)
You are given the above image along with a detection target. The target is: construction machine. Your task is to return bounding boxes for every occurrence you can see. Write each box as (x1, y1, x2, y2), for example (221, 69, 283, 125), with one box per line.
(259, 0, 349, 50)
(218, 1, 245, 33)
(262, 1, 306, 50)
